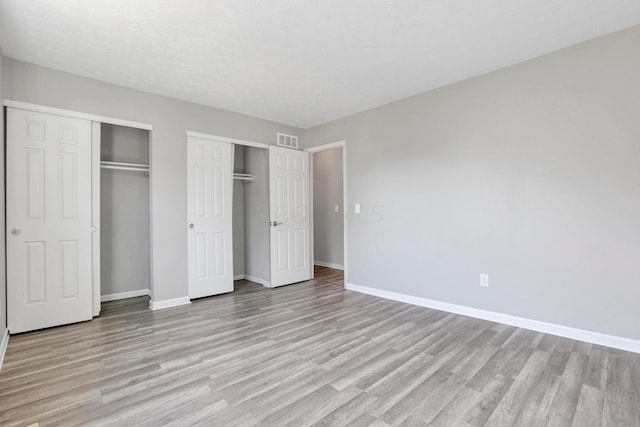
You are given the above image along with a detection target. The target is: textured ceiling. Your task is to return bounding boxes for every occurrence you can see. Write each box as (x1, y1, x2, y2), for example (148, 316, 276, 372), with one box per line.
(1, 1, 640, 128)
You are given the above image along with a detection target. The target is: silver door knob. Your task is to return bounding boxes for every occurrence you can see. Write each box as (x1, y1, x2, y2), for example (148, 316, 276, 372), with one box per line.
(11, 228, 21, 236)
(271, 221, 282, 227)
(189, 223, 195, 229)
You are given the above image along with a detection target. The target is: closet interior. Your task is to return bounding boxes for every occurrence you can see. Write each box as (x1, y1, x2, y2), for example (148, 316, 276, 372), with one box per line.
(232, 144, 271, 286)
(100, 124, 151, 300)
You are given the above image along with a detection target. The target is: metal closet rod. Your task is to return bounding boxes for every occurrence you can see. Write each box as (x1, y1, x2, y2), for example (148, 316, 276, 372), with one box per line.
(233, 172, 255, 182)
(100, 161, 149, 172)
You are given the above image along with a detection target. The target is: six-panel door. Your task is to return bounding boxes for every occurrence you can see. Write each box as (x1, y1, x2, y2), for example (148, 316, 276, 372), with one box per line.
(187, 136, 234, 298)
(269, 145, 312, 287)
(7, 108, 93, 333)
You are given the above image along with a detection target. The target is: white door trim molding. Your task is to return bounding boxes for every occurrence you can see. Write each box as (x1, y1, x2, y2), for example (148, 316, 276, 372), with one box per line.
(149, 296, 191, 311)
(91, 122, 101, 317)
(306, 140, 345, 153)
(4, 100, 152, 130)
(0, 329, 9, 372)
(306, 140, 347, 283)
(345, 282, 640, 354)
(186, 131, 269, 149)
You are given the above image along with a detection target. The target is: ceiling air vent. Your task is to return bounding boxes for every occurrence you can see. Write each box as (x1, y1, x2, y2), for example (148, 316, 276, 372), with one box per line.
(277, 133, 299, 149)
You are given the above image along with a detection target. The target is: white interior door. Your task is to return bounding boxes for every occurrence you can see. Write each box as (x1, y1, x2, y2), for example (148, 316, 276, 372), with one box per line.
(269, 146, 312, 287)
(187, 136, 234, 298)
(7, 108, 94, 334)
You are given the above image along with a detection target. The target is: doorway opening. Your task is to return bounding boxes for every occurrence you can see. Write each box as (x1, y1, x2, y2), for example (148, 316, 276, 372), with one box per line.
(308, 141, 347, 286)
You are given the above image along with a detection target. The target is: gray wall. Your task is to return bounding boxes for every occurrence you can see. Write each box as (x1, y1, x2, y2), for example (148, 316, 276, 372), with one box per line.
(313, 148, 344, 267)
(305, 25, 640, 340)
(2, 57, 303, 303)
(0, 48, 6, 339)
(244, 147, 270, 282)
(233, 145, 246, 277)
(100, 124, 150, 296)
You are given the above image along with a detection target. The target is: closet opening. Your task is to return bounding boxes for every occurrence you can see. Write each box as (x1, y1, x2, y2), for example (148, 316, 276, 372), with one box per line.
(99, 123, 151, 304)
(185, 131, 311, 298)
(232, 144, 271, 287)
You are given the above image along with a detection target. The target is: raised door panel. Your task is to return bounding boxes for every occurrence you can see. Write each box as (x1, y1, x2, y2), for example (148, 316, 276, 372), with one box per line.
(27, 149, 46, 219)
(59, 152, 78, 220)
(26, 241, 47, 304)
(195, 232, 210, 279)
(60, 240, 79, 299)
(194, 164, 208, 218)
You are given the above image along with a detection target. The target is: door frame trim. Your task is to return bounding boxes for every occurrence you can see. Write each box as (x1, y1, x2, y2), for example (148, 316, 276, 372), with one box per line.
(91, 122, 101, 316)
(306, 140, 347, 283)
(186, 131, 269, 149)
(4, 100, 153, 130)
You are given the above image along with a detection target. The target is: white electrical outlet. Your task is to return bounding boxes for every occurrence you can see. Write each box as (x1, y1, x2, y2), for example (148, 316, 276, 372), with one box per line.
(354, 203, 361, 213)
(480, 274, 489, 287)
(334, 204, 340, 213)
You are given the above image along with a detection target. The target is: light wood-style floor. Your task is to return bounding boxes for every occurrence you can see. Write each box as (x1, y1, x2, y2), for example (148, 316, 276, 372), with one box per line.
(1, 266, 639, 426)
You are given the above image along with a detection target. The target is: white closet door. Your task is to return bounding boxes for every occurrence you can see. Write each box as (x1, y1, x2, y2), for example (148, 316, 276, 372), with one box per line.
(269, 146, 312, 287)
(7, 108, 93, 333)
(187, 136, 234, 298)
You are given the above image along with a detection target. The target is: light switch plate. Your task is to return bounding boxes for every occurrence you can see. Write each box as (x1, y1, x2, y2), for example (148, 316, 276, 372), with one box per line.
(480, 274, 489, 287)
(354, 203, 361, 213)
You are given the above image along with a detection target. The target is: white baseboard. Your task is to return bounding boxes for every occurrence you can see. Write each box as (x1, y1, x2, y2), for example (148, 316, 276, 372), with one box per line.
(245, 274, 271, 287)
(101, 289, 149, 302)
(149, 296, 191, 311)
(234, 274, 245, 281)
(0, 329, 9, 372)
(314, 261, 345, 270)
(345, 283, 640, 354)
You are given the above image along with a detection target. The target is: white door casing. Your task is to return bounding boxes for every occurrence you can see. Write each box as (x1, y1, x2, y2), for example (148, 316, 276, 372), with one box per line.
(91, 121, 101, 316)
(269, 146, 312, 287)
(7, 108, 94, 333)
(187, 136, 234, 298)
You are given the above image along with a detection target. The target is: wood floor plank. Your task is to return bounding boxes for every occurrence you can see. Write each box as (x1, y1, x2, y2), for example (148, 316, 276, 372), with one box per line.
(572, 384, 604, 427)
(584, 346, 610, 390)
(484, 350, 553, 426)
(0, 266, 638, 426)
(463, 374, 514, 426)
(512, 369, 560, 426)
(260, 384, 361, 425)
(311, 390, 379, 427)
(602, 353, 634, 426)
(546, 352, 588, 427)
(428, 385, 482, 427)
